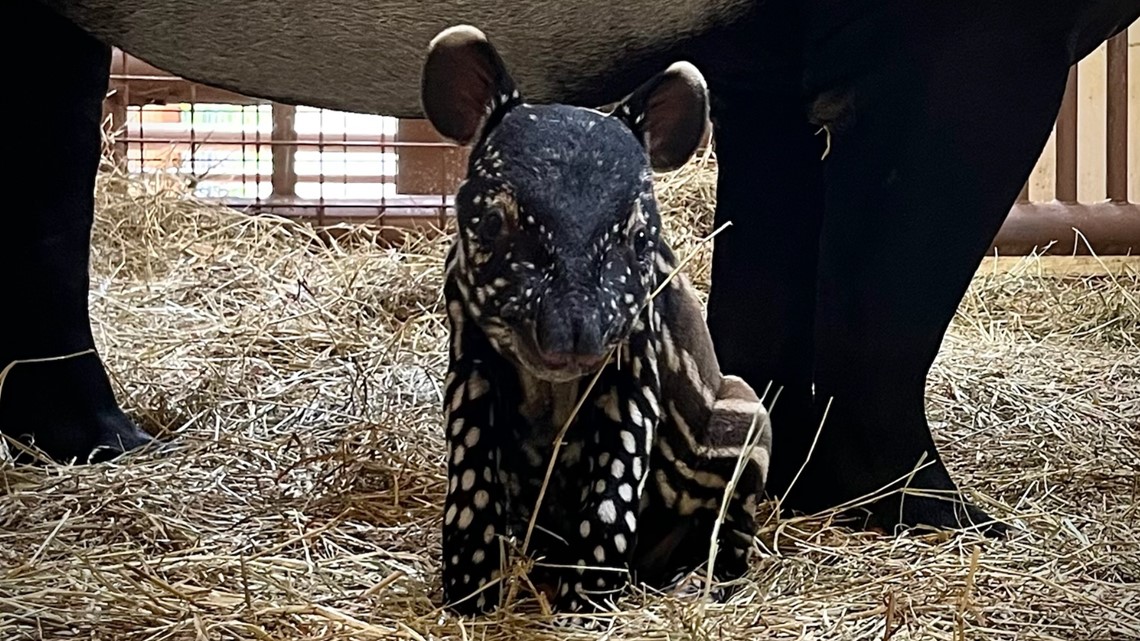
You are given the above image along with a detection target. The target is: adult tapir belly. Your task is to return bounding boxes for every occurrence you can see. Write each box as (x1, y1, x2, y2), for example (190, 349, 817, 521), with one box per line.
(42, 0, 755, 116)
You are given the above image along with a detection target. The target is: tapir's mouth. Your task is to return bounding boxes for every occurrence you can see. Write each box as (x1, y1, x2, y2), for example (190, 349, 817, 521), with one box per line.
(537, 351, 607, 372)
(505, 328, 615, 383)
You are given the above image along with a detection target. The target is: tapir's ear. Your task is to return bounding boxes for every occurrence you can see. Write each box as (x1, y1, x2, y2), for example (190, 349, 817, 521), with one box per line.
(421, 25, 520, 146)
(612, 61, 709, 172)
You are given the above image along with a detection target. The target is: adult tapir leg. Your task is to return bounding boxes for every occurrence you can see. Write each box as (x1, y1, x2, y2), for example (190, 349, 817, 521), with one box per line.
(800, 5, 1117, 533)
(1, 2, 152, 462)
(702, 5, 832, 515)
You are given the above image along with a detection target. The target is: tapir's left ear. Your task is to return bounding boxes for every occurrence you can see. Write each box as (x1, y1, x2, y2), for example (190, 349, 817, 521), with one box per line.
(421, 25, 520, 146)
(612, 61, 709, 172)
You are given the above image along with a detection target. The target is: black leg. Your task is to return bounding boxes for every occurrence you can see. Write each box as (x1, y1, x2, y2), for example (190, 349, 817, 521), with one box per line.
(705, 89, 828, 504)
(701, 3, 1124, 534)
(802, 10, 1076, 533)
(547, 350, 658, 613)
(440, 276, 508, 615)
(1, 3, 151, 463)
(439, 365, 508, 614)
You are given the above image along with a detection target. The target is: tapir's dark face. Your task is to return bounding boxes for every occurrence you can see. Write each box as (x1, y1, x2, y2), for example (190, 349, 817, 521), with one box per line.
(453, 105, 661, 381)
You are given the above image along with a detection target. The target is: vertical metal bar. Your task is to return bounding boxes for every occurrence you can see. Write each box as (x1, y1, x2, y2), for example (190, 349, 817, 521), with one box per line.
(318, 108, 326, 225)
(1054, 65, 1078, 203)
(120, 50, 135, 172)
(240, 104, 249, 198)
(254, 102, 264, 205)
(270, 103, 297, 200)
(188, 84, 198, 181)
(137, 104, 146, 176)
(1105, 32, 1128, 203)
(342, 111, 349, 206)
(379, 119, 388, 227)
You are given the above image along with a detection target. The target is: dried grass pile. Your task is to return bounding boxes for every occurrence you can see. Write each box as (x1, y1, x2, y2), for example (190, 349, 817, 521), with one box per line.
(2, 150, 1138, 641)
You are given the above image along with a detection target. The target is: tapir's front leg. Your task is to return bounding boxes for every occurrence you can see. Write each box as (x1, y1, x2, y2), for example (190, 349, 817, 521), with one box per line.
(551, 341, 661, 613)
(441, 281, 508, 615)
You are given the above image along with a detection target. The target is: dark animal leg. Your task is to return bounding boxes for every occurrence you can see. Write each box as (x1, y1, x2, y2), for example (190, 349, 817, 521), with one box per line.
(630, 473, 759, 602)
(705, 86, 829, 509)
(1, 3, 151, 463)
(805, 11, 1080, 535)
(440, 277, 508, 615)
(703, 4, 1129, 534)
(716, 466, 762, 582)
(547, 368, 657, 614)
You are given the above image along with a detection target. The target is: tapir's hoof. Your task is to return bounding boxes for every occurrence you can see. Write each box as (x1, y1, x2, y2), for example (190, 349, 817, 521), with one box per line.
(666, 569, 735, 602)
(1, 352, 154, 464)
(864, 493, 1009, 539)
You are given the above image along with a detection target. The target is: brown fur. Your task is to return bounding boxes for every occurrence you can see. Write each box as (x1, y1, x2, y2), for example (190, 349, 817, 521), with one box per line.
(628, 248, 771, 587)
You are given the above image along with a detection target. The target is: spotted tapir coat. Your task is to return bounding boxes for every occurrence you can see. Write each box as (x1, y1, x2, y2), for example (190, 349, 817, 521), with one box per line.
(422, 26, 772, 615)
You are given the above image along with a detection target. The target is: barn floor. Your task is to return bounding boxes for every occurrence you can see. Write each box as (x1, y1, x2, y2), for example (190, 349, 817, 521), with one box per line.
(2, 153, 1138, 641)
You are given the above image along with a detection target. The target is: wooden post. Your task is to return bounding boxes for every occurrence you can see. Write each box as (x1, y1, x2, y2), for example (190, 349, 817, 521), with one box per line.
(1105, 32, 1128, 203)
(395, 119, 467, 196)
(1054, 66, 1078, 204)
(271, 103, 297, 200)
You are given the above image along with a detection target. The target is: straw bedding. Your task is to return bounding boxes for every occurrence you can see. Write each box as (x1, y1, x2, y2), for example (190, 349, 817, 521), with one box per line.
(2, 149, 1137, 640)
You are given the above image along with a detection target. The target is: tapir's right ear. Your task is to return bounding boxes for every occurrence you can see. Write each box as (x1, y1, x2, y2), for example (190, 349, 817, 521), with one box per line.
(611, 61, 709, 172)
(421, 25, 520, 146)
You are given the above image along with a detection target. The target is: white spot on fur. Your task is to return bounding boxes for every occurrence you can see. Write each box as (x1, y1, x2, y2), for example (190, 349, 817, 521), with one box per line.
(620, 430, 637, 454)
(644, 393, 660, 419)
(449, 382, 466, 412)
(464, 426, 481, 448)
(619, 483, 633, 502)
(598, 500, 617, 524)
(629, 401, 644, 426)
(467, 373, 490, 400)
(611, 459, 626, 479)
(458, 507, 474, 530)
(596, 389, 622, 422)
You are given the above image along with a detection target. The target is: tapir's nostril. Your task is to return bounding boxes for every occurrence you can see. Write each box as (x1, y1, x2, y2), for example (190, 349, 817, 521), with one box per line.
(571, 312, 604, 358)
(534, 308, 565, 356)
(535, 297, 605, 368)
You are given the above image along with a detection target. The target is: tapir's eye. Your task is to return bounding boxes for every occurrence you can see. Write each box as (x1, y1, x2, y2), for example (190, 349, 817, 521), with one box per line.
(478, 205, 504, 243)
(632, 226, 649, 254)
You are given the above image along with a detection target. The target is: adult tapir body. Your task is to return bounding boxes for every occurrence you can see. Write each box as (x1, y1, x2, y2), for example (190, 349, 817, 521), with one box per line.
(5, 1, 1138, 533)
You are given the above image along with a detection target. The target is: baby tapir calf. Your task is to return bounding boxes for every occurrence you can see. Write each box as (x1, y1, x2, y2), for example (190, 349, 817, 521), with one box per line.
(421, 25, 773, 615)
